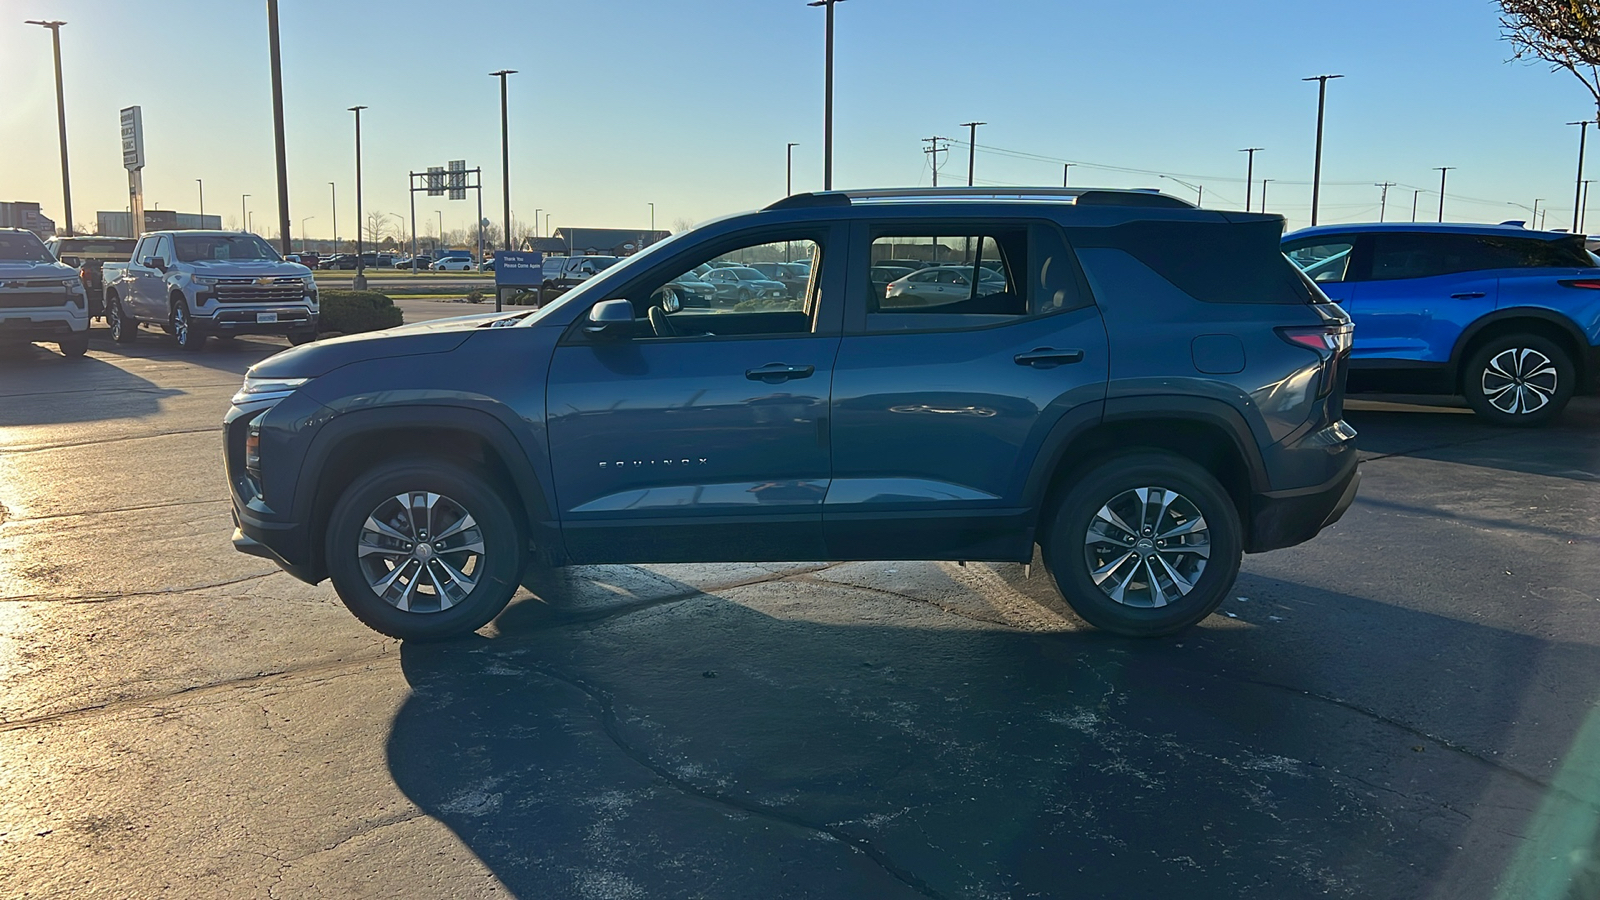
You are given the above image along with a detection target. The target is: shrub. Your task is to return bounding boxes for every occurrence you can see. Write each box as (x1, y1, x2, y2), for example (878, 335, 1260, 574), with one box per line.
(318, 290, 403, 334)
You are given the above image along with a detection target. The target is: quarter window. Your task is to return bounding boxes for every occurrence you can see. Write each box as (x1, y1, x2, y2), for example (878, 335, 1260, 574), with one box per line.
(1284, 240, 1354, 284)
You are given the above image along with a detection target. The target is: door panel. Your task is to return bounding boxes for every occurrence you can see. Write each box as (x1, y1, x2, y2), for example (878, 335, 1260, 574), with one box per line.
(548, 334, 839, 563)
(1349, 275, 1497, 363)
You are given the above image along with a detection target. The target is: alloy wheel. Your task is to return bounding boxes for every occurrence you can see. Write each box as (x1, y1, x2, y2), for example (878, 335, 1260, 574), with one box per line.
(1082, 486, 1210, 609)
(356, 491, 486, 614)
(1481, 347, 1558, 415)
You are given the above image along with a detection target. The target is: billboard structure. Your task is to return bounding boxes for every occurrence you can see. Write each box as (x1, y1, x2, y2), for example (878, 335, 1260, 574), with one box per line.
(120, 106, 146, 236)
(407, 160, 484, 294)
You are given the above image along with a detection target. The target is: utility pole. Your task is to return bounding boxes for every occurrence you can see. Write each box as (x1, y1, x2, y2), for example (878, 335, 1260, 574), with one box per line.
(533, 208, 541, 238)
(1434, 167, 1455, 222)
(922, 136, 950, 187)
(1569, 120, 1591, 233)
(1239, 148, 1261, 211)
(27, 20, 73, 235)
(960, 121, 986, 186)
(300, 215, 314, 252)
(785, 142, 799, 195)
(491, 70, 517, 253)
(1375, 182, 1395, 222)
(1411, 189, 1421, 222)
(808, 0, 845, 190)
(1260, 179, 1271, 213)
(328, 182, 337, 253)
(1582, 181, 1594, 232)
(1302, 74, 1343, 226)
(242, 194, 250, 232)
(648, 202, 655, 233)
(196, 179, 205, 220)
(1062, 163, 1073, 187)
(349, 105, 368, 290)
(1531, 198, 1543, 228)
(266, 0, 292, 256)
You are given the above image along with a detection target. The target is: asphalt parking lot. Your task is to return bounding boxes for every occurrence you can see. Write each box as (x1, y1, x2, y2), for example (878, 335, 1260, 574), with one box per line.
(1, 320, 1598, 899)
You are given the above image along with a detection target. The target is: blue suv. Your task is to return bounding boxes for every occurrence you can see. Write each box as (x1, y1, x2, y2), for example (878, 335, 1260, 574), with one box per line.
(1283, 223, 1600, 425)
(227, 188, 1359, 640)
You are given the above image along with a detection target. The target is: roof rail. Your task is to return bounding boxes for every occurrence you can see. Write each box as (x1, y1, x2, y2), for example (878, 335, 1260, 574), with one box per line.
(765, 186, 1195, 211)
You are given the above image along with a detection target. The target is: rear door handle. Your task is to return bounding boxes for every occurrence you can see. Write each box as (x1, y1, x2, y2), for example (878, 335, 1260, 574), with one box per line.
(1013, 348, 1085, 368)
(746, 363, 815, 383)
(1450, 291, 1486, 299)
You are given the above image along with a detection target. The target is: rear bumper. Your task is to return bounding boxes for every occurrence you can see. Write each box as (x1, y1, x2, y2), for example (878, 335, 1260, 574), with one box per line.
(1246, 449, 1361, 553)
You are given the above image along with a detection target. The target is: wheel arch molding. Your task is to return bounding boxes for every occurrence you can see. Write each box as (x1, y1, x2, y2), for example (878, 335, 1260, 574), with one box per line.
(1450, 308, 1589, 387)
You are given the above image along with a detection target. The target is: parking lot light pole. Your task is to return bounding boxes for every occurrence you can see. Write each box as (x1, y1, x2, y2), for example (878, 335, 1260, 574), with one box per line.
(196, 179, 205, 220)
(349, 106, 367, 290)
(267, 0, 292, 256)
(533, 208, 541, 238)
(26, 20, 73, 236)
(328, 182, 337, 253)
(1411, 189, 1421, 222)
(1260, 178, 1271, 213)
(1531, 199, 1543, 229)
(960, 122, 986, 186)
(786, 142, 799, 195)
(241, 194, 250, 232)
(1062, 163, 1072, 187)
(300, 216, 314, 252)
(1302, 74, 1342, 226)
(1239, 148, 1261, 211)
(1569, 121, 1590, 232)
(807, 0, 844, 190)
(1434, 166, 1455, 222)
(491, 70, 517, 253)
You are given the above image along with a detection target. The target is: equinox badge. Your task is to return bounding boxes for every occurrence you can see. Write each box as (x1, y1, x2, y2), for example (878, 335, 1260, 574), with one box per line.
(600, 458, 709, 469)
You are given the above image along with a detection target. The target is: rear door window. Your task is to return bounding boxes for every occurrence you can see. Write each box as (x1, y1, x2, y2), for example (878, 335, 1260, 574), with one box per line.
(1285, 240, 1355, 284)
(1365, 232, 1590, 280)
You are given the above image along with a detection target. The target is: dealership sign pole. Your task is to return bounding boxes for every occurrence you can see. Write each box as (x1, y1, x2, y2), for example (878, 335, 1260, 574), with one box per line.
(121, 106, 146, 237)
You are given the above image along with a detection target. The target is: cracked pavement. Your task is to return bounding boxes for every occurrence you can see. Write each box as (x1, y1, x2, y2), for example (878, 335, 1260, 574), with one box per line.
(1, 324, 1599, 898)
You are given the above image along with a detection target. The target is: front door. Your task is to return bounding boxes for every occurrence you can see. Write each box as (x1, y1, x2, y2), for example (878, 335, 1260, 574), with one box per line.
(546, 227, 845, 563)
(1350, 231, 1499, 363)
(825, 222, 1110, 561)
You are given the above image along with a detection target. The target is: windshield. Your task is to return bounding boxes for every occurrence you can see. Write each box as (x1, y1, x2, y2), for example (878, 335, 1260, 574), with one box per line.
(0, 232, 54, 263)
(529, 229, 696, 321)
(174, 234, 282, 262)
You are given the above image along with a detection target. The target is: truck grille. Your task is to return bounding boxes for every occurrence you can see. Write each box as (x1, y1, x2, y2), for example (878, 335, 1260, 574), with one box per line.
(213, 278, 306, 303)
(0, 290, 70, 309)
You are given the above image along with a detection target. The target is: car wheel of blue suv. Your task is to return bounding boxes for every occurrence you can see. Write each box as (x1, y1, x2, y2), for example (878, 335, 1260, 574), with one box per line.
(1461, 333, 1575, 427)
(1045, 452, 1242, 637)
(325, 458, 524, 640)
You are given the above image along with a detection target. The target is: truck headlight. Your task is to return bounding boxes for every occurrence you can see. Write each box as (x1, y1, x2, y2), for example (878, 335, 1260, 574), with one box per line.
(62, 276, 84, 292)
(232, 376, 310, 406)
(192, 274, 220, 285)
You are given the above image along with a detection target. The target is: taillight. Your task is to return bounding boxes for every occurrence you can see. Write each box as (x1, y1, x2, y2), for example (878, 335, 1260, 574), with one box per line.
(1558, 279, 1600, 290)
(1276, 325, 1351, 353)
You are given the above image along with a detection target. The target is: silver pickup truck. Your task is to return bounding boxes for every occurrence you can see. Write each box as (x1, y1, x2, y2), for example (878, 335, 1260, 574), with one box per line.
(0, 227, 90, 357)
(102, 231, 318, 350)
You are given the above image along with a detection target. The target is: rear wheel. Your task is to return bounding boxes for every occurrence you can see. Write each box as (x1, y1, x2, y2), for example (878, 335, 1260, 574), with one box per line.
(107, 293, 137, 344)
(1043, 452, 1242, 637)
(1462, 333, 1574, 427)
(325, 458, 524, 640)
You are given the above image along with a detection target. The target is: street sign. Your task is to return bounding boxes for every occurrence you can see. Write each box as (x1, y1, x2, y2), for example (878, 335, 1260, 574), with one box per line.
(426, 166, 444, 197)
(447, 159, 466, 200)
(494, 251, 543, 288)
(120, 106, 144, 171)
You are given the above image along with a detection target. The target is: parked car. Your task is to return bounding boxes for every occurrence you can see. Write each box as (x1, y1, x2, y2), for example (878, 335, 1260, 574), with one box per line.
(320, 254, 354, 270)
(228, 186, 1358, 641)
(1283, 222, 1600, 425)
(552, 255, 620, 290)
(877, 258, 930, 271)
(434, 256, 475, 272)
(287, 252, 320, 269)
(0, 228, 90, 357)
(884, 264, 1008, 308)
(747, 262, 812, 297)
(870, 265, 915, 300)
(540, 256, 569, 289)
(45, 236, 136, 318)
(394, 255, 432, 270)
(700, 266, 790, 304)
(102, 231, 318, 349)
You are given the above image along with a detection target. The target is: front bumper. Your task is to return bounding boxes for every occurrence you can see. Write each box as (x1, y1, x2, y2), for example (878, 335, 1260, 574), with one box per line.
(198, 307, 317, 335)
(0, 306, 88, 337)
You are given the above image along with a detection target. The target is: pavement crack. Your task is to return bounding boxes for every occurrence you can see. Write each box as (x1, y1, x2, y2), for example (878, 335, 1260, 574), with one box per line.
(529, 661, 953, 900)
(0, 570, 280, 605)
(3, 427, 219, 453)
(1357, 432, 1504, 465)
(1, 497, 230, 526)
(796, 572, 1018, 628)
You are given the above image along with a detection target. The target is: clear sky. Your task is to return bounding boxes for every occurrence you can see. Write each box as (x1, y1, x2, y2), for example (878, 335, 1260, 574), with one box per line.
(0, 0, 1593, 241)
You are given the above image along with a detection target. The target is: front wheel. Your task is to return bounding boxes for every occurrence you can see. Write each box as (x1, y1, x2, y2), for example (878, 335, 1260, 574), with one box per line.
(1462, 333, 1574, 427)
(172, 302, 204, 351)
(325, 458, 524, 640)
(1043, 452, 1242, 637)
(288, 329, 317, 346)
(107, 293, 137, 344)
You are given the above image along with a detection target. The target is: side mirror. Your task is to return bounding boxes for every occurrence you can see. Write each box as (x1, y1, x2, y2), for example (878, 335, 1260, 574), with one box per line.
(144, 257, 166, 272)
(585, 299, 635, 338)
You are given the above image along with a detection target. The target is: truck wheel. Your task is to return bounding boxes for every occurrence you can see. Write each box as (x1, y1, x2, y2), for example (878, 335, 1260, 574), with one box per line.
(107, 293, 137, 344)
(171, 302, 205, 351)
(1042, 452, 1242, 637)
(1462, 333, 1574, 427)
(325, 458, 524, 641)
(287, 330, 317, 346)
(57, 332, 89, 358)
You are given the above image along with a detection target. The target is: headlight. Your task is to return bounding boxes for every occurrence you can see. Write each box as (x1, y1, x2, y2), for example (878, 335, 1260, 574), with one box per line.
(232, 375, 310, 406)
(193, 274, 220, 285)
(302, 275, 316, 287)
(62, 277, 84, 293)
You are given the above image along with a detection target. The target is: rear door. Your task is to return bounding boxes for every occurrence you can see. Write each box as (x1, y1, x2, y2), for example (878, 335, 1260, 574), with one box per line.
(825, 220, 1109, 561)
(1350, 232, 1498, 363)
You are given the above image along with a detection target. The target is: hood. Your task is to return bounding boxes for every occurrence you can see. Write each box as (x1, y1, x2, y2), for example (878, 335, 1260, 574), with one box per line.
(189, 259, 312, 277)
(247, 309, 530, 378)
(0, 260, 78, 280)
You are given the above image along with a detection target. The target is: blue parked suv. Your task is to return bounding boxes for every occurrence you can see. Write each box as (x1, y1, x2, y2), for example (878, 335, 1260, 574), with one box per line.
(227, 187, 1359, 640)
(1283, 223, 1600, 425)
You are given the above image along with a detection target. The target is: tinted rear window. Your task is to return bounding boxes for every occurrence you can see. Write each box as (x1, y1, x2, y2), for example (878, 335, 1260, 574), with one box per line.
(1369, 232, 1594, 280)
(1071, 218, 1312, 304)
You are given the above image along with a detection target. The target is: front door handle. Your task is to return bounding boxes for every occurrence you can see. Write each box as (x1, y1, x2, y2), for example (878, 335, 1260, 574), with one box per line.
(1450, 291, 1486, 300)
(746, 363, 815, 383)
(1013, 348, 1085, 368)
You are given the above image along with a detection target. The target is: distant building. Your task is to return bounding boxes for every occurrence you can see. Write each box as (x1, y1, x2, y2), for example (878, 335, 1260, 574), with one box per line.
(0, 201, 57, 238)
(525, 228, 670, 257)
(96, 210, 222, 237)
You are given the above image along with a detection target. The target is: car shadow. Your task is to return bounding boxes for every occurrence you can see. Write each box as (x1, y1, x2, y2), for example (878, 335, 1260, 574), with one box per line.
(385, 564, 1600, 899)
(0, 342, 183, 426)
(1345, 395, 1600, 483)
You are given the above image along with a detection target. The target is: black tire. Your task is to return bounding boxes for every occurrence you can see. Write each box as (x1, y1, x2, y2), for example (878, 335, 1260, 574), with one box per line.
(1042, 452, 1242, 637)
(57, 332, 89, 358)
(1461, 333, 1574, 427)
(287, 330, 317, 346)
(107, 293, 137, 344)
(171, 301, 204, 351)
(325, 458, 524, 640)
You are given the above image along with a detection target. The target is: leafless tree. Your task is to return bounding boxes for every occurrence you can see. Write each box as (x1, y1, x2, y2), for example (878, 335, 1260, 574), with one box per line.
(1499, 0, 1600, 114)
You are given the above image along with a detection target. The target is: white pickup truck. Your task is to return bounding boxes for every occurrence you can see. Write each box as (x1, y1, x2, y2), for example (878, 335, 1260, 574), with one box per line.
(101, 231, 319, 350)
(0, 227, 90, 357)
